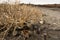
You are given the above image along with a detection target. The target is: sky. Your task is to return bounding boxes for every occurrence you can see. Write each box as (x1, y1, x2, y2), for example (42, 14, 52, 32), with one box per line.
(20, 0, 60, 4)
(0, 0, 60, 5)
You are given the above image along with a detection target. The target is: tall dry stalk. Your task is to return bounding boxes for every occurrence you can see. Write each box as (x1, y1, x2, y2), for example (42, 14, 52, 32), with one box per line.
(15, 0, 20, 4)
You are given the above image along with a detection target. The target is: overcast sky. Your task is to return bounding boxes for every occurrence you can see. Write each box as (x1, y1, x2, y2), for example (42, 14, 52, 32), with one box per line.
(0, 0, 60, 5)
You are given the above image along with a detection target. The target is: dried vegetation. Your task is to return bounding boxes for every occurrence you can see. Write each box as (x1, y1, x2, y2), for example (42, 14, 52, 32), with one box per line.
(0, 4, 43, 40)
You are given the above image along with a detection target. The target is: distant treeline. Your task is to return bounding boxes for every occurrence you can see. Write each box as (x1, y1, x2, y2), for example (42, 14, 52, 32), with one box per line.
(20, 4, 60, 8)
(38, 4, 60, 8)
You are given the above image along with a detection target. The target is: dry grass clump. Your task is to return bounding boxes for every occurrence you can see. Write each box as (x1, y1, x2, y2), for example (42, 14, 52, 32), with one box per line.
(0, 4, 43, 27)
(0, 4, 43, 40)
